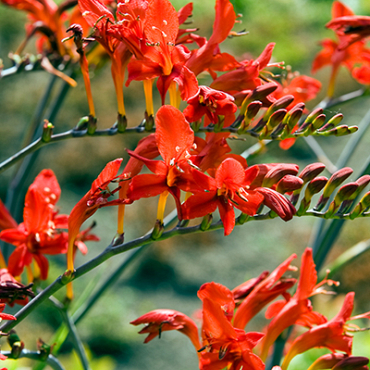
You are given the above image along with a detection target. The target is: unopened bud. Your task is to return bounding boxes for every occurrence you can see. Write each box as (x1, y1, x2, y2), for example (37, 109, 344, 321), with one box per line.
(8, 330, 24, 359)
(298, 176, 328, 215)
(266, 95, 294, 118)
(326, 182, 359, 218)
(276, 175, 304, 194)
(246, 101, 263, 120)
(200, 214, 213, 230)
(262, 164, 299, 188)
(250, 83, 278, 103)
(333, 356, 369, 370)
(317, 113, 344, 132)
(322, 167, 353, 199)
(264, 109, 287, 133)
(151, 219, 164, 240)
(299, 163, 326, 183)
(312, 114, 326, 130)
(284, 104, 304, 131)
(305, 107, 324, 125)
(41, 120, 54, 143)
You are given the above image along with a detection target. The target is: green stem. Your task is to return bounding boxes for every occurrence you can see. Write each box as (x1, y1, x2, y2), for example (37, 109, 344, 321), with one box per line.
(2, 350, 65, 370)
(60, 310, 91, 370)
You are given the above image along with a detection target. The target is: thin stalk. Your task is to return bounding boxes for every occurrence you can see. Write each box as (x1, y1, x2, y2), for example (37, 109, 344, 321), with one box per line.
(2, 350, 65, 370)
(60, 310, 91, 370)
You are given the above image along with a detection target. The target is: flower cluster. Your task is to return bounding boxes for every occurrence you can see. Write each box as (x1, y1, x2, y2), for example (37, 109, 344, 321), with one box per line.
(132, 249, 370, 370)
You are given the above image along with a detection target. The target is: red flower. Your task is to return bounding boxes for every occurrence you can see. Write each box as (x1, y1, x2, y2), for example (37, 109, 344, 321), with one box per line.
(0, 170, 68, 280)
(125, 0, 198, 104)
(182, 157, 264, 235)
(127, 106, 211, 220)
(281, 292, 370, 370)
(210, 43, 275, 95)
(233, 253, 297, 329)
(184, 86, 237, 127)
(198, 283, 265, 370)
(130, 309, 201, 353)
(312, 1, 370, 95)
(259, 248, 332, 361)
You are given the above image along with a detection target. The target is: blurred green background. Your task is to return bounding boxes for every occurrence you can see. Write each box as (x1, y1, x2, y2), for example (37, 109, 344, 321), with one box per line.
(1, 0, 370, 369)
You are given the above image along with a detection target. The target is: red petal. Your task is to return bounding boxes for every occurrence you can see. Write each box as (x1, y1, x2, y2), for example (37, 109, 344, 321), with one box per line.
(144, 0, 179, 46)
(30, 169, 61, 205)
(182, 192, 218, 220)
(128, 174, 168, 200)
(91, 158, 123, 194)
(78, 0, 115, 27)
(296, 248, 317, 300)
(8, 245, 31, 277)
(155, 106, 194, 165)
(33, 253, 49, 280)
(217, 197, 235, 236)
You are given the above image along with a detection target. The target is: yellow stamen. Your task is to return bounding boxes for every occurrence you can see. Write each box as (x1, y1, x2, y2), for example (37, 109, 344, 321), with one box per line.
(26, 265, 34, 284)
(143, 79, 154, 116)
(168, 81, 180, 108)
(157, 191, 169, 223)
(33, 260, 40, 279)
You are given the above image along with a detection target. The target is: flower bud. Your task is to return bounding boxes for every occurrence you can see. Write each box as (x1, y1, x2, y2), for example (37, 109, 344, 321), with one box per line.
(333, 356, 369, 370)
(299, 163, 326, 183)
(312, 114, 326, 130)
(276, 175, 304, 194)
(315, 168, 353, 211)
(297, 176, 328, 215)
(317, 113, 344, 132)
(262, 164, 299, 188)
(326, 182, 359, 218)
(8, 330, 24, 359)
(260, 109, 287, 139)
